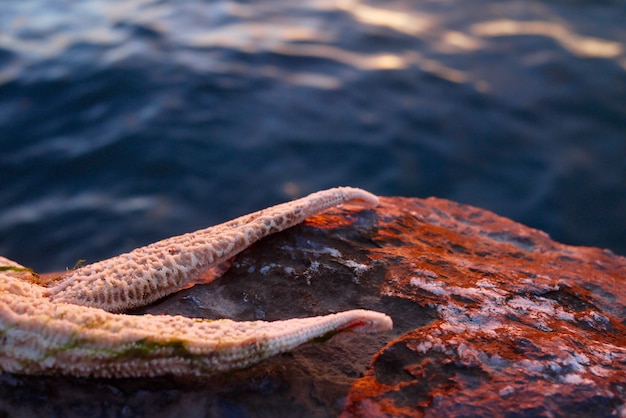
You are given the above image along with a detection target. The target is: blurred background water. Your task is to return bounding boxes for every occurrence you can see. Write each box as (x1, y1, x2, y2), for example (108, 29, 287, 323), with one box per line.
(0, 0, 625, 272)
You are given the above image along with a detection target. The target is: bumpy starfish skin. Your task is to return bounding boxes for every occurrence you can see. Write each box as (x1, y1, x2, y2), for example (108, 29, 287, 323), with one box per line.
(46, 187, 380, 312)
(0, 187, 392, 377)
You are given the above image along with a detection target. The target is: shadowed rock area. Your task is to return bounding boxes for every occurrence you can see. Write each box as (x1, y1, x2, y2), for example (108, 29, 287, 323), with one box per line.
(1, 197, 624, 417)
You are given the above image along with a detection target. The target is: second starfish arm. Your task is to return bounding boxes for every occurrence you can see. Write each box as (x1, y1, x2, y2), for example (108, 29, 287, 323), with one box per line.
(45, 187, 379, 312)
(1, 285, 392, 377)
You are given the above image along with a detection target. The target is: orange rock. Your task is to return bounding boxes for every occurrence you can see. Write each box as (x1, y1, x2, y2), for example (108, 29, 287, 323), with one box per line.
(342, 197, 626, 417)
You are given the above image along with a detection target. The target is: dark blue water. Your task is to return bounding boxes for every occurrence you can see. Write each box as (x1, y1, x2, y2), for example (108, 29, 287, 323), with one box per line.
(1, 0, 625, 272)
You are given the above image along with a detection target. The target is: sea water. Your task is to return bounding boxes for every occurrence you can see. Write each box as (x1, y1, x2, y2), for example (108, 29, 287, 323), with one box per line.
(0, 0, 625, 271)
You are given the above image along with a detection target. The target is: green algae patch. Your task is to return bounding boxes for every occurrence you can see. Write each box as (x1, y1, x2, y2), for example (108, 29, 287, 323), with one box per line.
(0, 265, 39, 279)
(108, 338, 193, 360)
(0, 266, 35, 274)
(70, 259, 87, 271)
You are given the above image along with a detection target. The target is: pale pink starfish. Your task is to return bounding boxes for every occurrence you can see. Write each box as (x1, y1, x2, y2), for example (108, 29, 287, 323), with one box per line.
(0, 187, 392, 377)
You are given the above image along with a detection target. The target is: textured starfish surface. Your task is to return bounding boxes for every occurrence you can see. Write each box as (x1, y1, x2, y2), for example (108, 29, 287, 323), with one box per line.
(0, 187, 392, 378)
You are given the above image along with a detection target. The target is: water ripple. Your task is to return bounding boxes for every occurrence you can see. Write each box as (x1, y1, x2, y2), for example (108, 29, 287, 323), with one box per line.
(0, 0, 625, 270)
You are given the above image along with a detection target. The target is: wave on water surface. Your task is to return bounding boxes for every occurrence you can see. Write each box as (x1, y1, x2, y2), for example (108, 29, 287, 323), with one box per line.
(0, 0, 625, 270)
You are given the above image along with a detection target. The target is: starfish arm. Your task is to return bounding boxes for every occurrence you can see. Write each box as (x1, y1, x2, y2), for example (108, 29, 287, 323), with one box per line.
(46, 187, 379, 312)
(1, 277, 392, 377)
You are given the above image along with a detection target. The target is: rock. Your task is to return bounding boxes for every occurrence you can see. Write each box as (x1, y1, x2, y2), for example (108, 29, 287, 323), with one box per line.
(1, 197, 624, 417)
(342, 197, 626, 418)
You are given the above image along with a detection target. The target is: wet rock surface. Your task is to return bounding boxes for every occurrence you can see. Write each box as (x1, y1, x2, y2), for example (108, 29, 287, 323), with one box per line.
(1, 197, 624, 417)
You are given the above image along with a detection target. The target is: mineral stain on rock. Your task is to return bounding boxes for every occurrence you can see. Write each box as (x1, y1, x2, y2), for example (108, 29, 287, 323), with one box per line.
(1, 196, 624, 417)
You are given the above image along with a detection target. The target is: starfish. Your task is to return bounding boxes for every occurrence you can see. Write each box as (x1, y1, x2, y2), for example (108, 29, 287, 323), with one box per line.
(0, 187, 392, 378)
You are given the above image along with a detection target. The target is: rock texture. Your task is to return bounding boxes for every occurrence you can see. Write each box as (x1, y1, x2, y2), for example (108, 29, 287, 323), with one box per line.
(1, 197, 624, 417)
(342, 197, 626, 417)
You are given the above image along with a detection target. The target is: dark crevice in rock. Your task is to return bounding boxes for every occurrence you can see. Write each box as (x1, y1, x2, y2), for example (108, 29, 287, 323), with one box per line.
(541, 285, 597, 312)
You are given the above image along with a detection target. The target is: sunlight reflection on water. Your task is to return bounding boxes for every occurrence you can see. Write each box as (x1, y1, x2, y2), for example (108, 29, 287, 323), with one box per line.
(0, 0, 624, 270)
